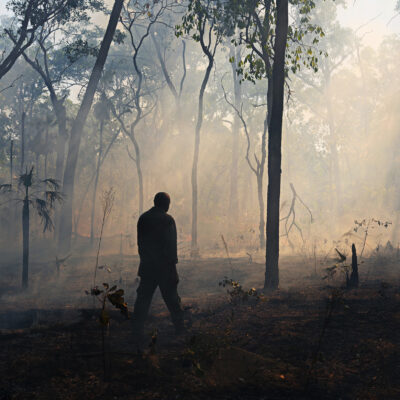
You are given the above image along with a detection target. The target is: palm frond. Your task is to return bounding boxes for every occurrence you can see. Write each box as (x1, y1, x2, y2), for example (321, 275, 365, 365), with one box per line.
(18, 167, 34, 188)
(42, 178, 60, 191)
(45, 191, 64, 208)
(34, 198, 54, 232)
(0, 184, 12, 193)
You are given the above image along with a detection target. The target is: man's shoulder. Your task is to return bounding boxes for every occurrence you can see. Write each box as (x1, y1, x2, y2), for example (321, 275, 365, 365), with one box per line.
(138, 209, 153, 225)
(164, 213, 175, 224)
(138, 208, 174, 222)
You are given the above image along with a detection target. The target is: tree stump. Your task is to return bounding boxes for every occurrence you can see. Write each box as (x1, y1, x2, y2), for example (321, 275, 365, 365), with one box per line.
(349, 243, 359, 288)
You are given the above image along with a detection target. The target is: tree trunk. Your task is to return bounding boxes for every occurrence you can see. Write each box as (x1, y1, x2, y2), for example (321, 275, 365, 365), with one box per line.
(0, 0, 34, 80)
(131, 131, 144, 216)
(54, 102, 68, 183)
(257, 174, 265, 248)
(90, 119, 104, 246)
(10, 139, 13, 186)
(20, 111, 25, 171)
(57, 0, 123, 255)
(191, 58, 213, 255)
(264, 0, 288, 290)
(349, 243, 359, 288)
(73, 128, 119, 234)
(229, 45, 241, 225)
(22, 192, 29, 289)
(44, 126, 48, 179)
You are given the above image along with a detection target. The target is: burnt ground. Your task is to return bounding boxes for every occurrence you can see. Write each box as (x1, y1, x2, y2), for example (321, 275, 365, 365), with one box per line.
(0, 253, 400, 400)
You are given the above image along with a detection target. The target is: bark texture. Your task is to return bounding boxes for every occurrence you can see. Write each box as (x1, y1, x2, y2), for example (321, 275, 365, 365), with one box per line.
(264, 0, 288, 290)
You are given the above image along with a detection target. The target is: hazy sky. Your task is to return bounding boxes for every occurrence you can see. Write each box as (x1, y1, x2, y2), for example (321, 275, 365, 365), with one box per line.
(338, 0, 400, 46)
(0, 0, 399, 46)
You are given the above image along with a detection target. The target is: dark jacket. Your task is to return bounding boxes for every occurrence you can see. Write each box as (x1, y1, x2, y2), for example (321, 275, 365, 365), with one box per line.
(137, 206, 178, 278)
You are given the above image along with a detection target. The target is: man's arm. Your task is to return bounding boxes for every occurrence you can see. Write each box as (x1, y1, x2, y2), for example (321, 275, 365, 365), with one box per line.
(137, 215, 144, 257)
(166, 217, 178, 264)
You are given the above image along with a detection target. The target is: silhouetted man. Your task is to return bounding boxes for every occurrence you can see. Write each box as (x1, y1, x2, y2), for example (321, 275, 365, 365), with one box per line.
(132, 192, 184, 336)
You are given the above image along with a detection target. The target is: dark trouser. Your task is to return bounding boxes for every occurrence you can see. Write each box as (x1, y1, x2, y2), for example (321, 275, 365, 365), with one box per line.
(132, 273, 184, 333)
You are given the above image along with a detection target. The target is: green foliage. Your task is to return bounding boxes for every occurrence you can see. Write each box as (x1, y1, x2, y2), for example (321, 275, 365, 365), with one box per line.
(5, 0, 105, 31)
(64, 39, 99, 63)
(175, 0, 224, 62)
(178, 0, 327, 83)
(176, 0, 224, 42)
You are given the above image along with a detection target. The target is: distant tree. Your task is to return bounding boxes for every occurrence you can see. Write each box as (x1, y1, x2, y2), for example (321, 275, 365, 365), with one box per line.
(151, 30, 187, 111)
(90, 94, 110, 246)
(58, 0, 124, 255)
(221, 74, 267, 248)
(17, 0, 103, 184)
(228, 44, 242, 225)
(294, 1, 351, 226)
(177, 0, 223, 256)
(107, 0, 174, 216)
(0, 168, 62, 288)
(207, 0, 325, 288)
(0, 62, 45, 174)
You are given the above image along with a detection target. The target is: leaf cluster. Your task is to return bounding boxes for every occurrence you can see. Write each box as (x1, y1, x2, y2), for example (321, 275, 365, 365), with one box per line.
(0, 167, 63, 232)
(87, 282, 129, 326)
(353, 218, 392, 233)
(6, 0, 105, 30)
(64, 39, 99, 63)
(219, 277, 262, 304)
(177, 0, 327, 83)
(176, 0, 225, 41)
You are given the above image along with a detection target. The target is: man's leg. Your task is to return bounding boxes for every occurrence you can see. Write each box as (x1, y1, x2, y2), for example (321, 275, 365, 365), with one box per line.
(159, 276, 185, 333)
(132, 277, 158, 336)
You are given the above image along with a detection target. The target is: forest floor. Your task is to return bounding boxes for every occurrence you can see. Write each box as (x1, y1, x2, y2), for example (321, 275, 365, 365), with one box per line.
(0, 251, 400, 399)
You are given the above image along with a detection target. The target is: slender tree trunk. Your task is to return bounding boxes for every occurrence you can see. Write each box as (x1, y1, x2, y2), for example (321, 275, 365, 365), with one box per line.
(74, 128, 119, 233)
(20, 111, 25, 171)
(44, 126, 48, 179)
(90, 119, 104, 246)
(131, 131, 144, 216)
(0, 0, 34, 80)
(10, 139, 13, 186)
(191, 59, 213, 255)
(58, 0, 123, 255)
(54, 103, 68, 183)
(22, 190, 29, 289)
(257, 76, 272, 249)
(229, 45, 241, 224)
(257, 174, 265, 248)
(264, 0, 288, 290)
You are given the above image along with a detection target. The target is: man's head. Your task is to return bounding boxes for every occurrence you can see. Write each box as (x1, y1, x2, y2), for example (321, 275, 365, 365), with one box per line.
(154, 192, 170, 212)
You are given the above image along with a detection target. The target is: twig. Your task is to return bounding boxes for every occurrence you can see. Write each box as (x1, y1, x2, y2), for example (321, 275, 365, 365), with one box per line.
(93, 188, 115, 288)
(280, 183, 313, 246)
